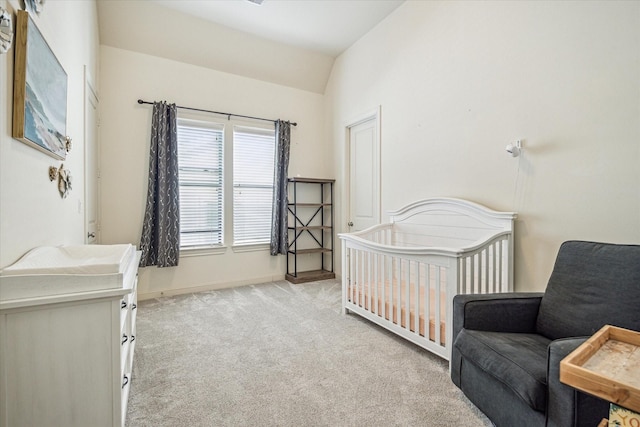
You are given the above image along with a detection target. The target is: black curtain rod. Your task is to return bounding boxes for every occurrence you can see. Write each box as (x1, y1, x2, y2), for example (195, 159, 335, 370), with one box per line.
(137, 99, 297, 127)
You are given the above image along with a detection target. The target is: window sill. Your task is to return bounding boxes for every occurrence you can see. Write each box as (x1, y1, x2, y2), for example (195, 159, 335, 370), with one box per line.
(180, 246, 227, 257)
(232, 243, 271, 253)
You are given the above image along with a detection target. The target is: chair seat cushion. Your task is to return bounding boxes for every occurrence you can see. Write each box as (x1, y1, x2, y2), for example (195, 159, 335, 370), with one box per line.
(454, 329, 551, 412)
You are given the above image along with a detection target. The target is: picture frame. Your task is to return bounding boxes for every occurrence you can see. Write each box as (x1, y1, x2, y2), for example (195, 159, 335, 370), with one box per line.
(12, 10, 68, 160)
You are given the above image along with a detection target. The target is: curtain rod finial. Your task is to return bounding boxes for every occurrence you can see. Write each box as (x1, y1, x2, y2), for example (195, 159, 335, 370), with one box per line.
(137, 99, 144, 104)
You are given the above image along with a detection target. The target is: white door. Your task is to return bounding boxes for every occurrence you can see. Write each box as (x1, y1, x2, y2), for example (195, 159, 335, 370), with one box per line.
(84, 68, 99, 244)
(348, 111, 380, 232)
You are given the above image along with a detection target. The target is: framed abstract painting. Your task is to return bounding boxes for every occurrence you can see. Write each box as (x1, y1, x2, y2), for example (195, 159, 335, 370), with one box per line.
(12, 10, 68, 160)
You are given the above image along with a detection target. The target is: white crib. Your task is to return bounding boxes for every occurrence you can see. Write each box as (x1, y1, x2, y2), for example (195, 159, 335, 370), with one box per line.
(339, 198, 517, 360)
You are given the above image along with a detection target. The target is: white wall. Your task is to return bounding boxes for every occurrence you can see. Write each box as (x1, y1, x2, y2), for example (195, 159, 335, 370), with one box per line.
(5, 0, 636, 297)
(326, 1, 640, 291)
(0, 0, 99, 267)
(99, 46, 328, 298)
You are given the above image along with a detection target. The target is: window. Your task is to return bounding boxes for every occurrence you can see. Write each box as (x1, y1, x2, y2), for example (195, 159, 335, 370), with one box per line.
(176, 119, 276, 251)
(233, 126, 276, 246)
(177, 119, 224, 248)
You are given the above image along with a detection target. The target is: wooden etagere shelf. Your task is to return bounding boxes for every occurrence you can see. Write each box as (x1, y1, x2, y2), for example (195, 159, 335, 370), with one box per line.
(286, 177, 335, 284)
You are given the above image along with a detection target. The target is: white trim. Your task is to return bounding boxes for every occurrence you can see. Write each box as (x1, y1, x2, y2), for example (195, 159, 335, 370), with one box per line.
(84, 65, 100, 244)
(137, 274, 286, 300)
(344, 106, 382, 231)
(179, 246, 227, 257)
(231, 243, 270, 253)
(346, 106, 381, 129)
(389, 197, 517, 227)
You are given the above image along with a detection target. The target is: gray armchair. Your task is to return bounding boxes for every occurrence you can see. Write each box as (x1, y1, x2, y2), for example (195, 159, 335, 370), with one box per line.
(451, 241, 640, 427)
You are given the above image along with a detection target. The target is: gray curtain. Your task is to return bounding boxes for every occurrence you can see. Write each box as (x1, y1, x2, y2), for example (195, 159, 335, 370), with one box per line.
(139, 102, 180, 267)
(270, 120, 291, 255)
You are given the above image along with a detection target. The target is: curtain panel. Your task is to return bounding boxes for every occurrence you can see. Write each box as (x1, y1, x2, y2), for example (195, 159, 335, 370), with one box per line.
(139, 102, 180, 267)
(270, 120, 291, 255)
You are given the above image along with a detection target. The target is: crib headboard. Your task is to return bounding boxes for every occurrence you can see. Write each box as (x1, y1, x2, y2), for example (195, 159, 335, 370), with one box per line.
(388, 198, 517, 249)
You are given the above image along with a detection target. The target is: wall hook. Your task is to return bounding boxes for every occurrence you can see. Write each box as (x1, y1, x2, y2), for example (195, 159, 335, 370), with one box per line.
(506, 140, 522, 157)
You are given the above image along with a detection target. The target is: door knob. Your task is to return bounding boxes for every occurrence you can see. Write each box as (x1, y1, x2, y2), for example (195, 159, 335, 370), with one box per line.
(348, 222, 354, 227)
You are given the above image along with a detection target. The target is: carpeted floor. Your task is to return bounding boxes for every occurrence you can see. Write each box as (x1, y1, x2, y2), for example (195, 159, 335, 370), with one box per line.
(126, 279, 492, 426)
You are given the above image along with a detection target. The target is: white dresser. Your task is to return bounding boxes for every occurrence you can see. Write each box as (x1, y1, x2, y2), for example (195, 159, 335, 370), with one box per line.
(0, 245, 141, 427)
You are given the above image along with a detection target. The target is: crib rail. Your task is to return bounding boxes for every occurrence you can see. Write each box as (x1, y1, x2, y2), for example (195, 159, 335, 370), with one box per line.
(345, 223, 393, 245)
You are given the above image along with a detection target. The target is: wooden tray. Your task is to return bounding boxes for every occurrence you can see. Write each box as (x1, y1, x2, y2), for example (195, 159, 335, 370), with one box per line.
(560, 325, 640, 412)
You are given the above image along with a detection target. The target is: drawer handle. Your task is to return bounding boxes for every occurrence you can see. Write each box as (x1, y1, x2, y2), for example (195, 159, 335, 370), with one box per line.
(122, 375, 129, 389)
(132, 303, 137, 310)
(130, 335, 135, 342)
(121, 334, 128, 345)
(121, 300, 127, 310)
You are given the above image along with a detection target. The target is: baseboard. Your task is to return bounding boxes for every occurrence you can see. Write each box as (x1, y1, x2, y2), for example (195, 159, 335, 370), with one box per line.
(138, 274, 286, 300)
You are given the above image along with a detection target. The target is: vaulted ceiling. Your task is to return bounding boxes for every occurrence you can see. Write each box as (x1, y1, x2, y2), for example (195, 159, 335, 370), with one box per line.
(97, 0, 405, 93)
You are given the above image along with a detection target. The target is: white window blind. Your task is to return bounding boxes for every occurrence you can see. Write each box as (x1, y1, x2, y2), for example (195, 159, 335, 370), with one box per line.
(233, 126, 275, 245)
(177, 119, 224, 248)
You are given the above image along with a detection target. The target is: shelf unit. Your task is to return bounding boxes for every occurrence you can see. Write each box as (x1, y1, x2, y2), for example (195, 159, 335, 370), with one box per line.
(286, 177, 335, 284)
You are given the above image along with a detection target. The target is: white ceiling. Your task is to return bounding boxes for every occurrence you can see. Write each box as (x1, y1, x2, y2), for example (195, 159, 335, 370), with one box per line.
(97, 0, 405, 93)
(147, 0, 405, 57)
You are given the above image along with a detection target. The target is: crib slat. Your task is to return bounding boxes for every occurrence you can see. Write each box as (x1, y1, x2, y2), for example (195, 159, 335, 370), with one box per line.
(352, 248, 356, 303)
(381, 254, 387, 319)
(476, 253, 481, 294)
(484, 249, 489, 294)
(391, 257, 396, 324)
(396, 257, 402, 325)
(355, 249, 360, 304)
(485, 246, 490, 293)
(388, 256, 393, 322)
(424, 264, 429, 339)
(491, 243, 496, 293)
(367, 251, 372, 313)
(495, 241, 500, 291)
(435, 266, 441, 346)
(470, 255, 476, 294)
(498, 240, 504, 291)
(414, 262, 420, 336)
(373, 253, 378, 316)
(478, 253, 482, 293)
(405, 260, 410, 333)
(483, 250, 489, 294)
(481, 250, 486, 293)
(460, 257, 467, 294)
(350, 249, 354, 304)
(362, 251, 367, 307)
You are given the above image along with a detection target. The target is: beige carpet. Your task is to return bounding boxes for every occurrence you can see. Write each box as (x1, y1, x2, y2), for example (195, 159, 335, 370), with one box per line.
(126, 279, 492, 426)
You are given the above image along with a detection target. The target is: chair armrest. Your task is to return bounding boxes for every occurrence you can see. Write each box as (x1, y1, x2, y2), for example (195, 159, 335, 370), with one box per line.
(547, 338, 609, 427)
(452, 292, 544, 340)
(450, 292, 543, 388)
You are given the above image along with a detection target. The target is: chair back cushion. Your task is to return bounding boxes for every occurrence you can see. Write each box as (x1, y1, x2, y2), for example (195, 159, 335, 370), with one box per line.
(536, 241, 640, 340)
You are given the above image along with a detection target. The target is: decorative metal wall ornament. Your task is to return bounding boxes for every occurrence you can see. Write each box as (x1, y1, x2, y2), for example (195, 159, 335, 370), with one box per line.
(48, 165, 58, 181)
(24, 0, 45, 15)
(57, 164, 72, 198)
(48, 164, 72, 198)
(0, 7, 12, 54)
